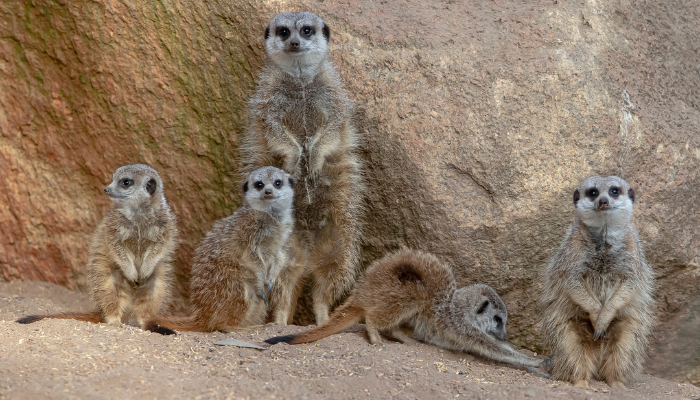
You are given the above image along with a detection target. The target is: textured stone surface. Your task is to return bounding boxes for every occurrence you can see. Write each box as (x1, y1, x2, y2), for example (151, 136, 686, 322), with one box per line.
(1, 0, 699, 383)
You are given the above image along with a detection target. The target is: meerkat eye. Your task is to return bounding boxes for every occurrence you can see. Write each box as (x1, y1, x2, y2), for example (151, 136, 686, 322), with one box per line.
(120, 179, 133, 188)
(276, 26, 290, 40)
(254, 181, 264, 190)
(274, 180, 282, 187)
(494, 315, 503, 326)
(586, 188, 599, 199)
(609, 187, 620, 198)
(301, 26, 315, 38)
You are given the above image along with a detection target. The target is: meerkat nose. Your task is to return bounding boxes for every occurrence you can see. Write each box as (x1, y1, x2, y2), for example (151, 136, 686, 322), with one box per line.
(290, 40, 300, 48)
(264, 188, 273, 195)
(104, 187, 110, 194)
(598, 197, 609, 209)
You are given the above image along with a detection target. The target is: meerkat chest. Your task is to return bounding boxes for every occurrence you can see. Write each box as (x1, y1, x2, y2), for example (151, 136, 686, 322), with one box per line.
(118, 224, 163, 255)
(278, 83, 332, 140)
(581, 254, 628, 303)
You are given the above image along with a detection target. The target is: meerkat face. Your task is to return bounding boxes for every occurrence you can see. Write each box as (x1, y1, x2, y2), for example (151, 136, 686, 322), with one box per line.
(451, 284, 508, 341)
(264, 12, 330, 75)
(243, 166, 295, 215)
(104, 164, 163, 210)
(573, 176, 635, 228)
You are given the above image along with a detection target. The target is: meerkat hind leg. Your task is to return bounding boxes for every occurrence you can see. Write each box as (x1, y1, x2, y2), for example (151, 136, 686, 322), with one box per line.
(601, 319, 638, 390)
(555, 319, 597, 387)
(99, 271, 131, 325)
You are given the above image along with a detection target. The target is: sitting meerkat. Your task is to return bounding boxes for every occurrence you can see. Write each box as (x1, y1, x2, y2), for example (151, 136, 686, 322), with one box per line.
(241, 11, 364, 324)
(540, 176, 655, 389)
(265, 250, 544, 372)
(145, 166, 296, 333)
(17, 164, 178, 334)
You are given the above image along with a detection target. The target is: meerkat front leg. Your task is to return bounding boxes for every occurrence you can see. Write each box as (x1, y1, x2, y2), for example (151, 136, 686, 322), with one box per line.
(305, 122, 342, 185)
(113, 245, 139, 284)
(137, 240, 171, 284)
(364, 317, 383, 345)
(594, 283, 634, 340)
(567, 283, 603, 328)
(387, 328, 418, 344)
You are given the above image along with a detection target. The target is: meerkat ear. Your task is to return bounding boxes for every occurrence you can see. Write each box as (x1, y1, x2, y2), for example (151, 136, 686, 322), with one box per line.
(476, 300, 489, 314)
(322, 23, 330, 41)
(264, 26, 270, 40)
(243, 181, 249, 193)
(146, 178, 157, 196)
(628, 188, 635, 203)
(573, 189, 580, 205)
(288, 176, 296, 189)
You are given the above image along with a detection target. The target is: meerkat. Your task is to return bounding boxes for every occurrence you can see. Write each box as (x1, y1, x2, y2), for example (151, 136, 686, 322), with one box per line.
(265, 250, 544, 372)
(144, 166, 296, 333)
(539, 176, 655, 389)
(241, 11, 363, 324)
(16, 164, 178, 334)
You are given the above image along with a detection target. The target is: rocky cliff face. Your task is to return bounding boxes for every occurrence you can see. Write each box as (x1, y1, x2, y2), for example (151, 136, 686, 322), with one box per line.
(1, 0, 698, 384)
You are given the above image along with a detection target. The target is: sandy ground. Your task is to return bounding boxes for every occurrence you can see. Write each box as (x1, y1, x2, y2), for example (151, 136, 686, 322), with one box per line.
(1, 281, 698, 400)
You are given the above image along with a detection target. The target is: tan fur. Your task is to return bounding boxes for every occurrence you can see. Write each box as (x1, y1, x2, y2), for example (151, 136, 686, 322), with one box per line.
(17, 164, 178, 330)
(147, 166, 295, 332)
(241, 12, 363, 324)
(266, 250, 542, 369)
(540, 176, 655, 388)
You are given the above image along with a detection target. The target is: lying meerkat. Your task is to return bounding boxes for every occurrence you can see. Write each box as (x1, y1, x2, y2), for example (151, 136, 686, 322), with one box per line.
(144, 166, 296, 332)
(241, 11, 363, 324)
(17, 164, 178, 334)
(265, 250, 544, 372)
(540, 176, 655, 389)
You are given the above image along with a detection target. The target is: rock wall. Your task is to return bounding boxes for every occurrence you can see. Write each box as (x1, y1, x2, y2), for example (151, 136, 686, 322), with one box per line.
(1, 0, 698, 383)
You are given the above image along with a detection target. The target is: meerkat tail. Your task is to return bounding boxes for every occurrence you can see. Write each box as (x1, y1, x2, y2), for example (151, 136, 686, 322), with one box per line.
(143, 315, 201, 335)
(265, 304, 363, 345)
(16, 311, 103, 325)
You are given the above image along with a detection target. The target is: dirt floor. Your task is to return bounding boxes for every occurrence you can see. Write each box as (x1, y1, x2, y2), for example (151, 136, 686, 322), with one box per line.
(1, 281, 698, 400)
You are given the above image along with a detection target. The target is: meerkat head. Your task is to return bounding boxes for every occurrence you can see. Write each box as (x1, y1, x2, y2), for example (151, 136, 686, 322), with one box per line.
(264, 12, 330, 79)
(573, 175, 635, 229)
(243, 166, 295, 217)
(450, 284, 508, 341)
(103, 164, 165, 216)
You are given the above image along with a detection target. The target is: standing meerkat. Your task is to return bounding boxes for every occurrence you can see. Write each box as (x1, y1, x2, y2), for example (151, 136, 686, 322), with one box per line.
(540, 176, 655, 389)
(241, 11, 363, 324)
(17, 164, 178, 333)
(265, 250, 544, 372)
(145, 166, 296, 332)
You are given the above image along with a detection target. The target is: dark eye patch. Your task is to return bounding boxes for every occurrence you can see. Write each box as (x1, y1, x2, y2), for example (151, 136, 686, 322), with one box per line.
(276, 26, 290, 40)
(146, 178, 157, 195)
(476, 300, 489, 314)
(609, 186, 620, 198)
(585, 188, 599, 200)
(119, 178, 133, 188)
(254, 181, 264, 190)
(300, 25, 315, 39)
(494, 315, 503, 325)
(274, 180, 282, 187)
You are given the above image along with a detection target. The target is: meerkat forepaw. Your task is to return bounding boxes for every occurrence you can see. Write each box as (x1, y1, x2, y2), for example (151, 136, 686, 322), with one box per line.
(593, 329, 606, 341)
(258, 292, 269, 306)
